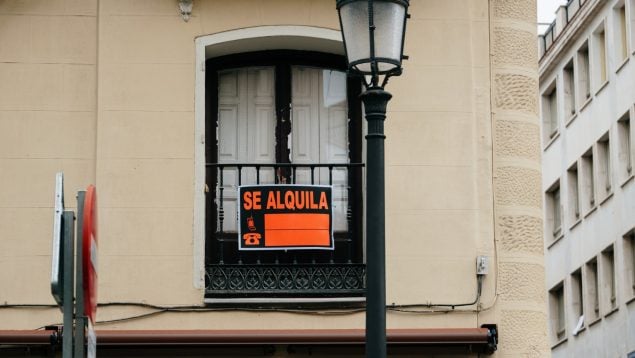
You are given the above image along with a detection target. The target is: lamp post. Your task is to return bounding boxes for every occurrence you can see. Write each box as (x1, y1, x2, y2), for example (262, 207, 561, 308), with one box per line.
(336, 1, 409, 357)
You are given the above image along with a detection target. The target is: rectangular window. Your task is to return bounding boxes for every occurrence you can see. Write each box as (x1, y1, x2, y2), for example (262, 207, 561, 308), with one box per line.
(593, 24, 608, 89)
(567, 162, 581, 223)
(577, 42, 591, 104)
(550, 283, 566, 342)
(585, 258, 600, 321)
(618, 111, 633, 180)
(564, 59, 576, 119)
(597, 133, 612, 199)
(546, 181, 562, 241)
(601, 245, 617, 312)
(542, 81, 559, 143)
(571, 268, 584, 330)
(581, 148, 596, 213)
(615, 2, 629, 64)
(624, 230, 635, 298)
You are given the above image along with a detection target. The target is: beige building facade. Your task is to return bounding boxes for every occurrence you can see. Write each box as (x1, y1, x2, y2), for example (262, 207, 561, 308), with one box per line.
(0, 0, 548, 356)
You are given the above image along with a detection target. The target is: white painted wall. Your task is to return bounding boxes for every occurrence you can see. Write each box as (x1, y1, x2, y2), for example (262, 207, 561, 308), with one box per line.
(540, 0, 635, 356)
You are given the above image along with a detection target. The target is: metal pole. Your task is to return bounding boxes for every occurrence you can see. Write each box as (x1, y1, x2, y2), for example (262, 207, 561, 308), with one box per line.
(74, 191, 86, 358)
(361, 86, 392, 358)
(62, 211, 75, 358)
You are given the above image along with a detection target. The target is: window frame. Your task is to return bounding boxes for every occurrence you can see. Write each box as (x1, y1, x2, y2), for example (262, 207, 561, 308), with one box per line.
(203, 50, 367, 302)
(585, 257, 601, 323)
(614, 0, 629, 68)
(567, 162, 581, 227)
(549, 282, 566, 343)
(546, 179, 563, 244)
(601, 244, 618, 314)
(563, 58, 577, 122)
(618, 109, 633, 184)
(581, 147, 596, 215)
(596, 132, 613, 202)
(591, 22, 608, 93)
(542, 79, 559, 146)
(630, 0, 635, 54)
(570, 268, 584, 333)
(623, 229, 635, 300)
(576, 40, 592, 108)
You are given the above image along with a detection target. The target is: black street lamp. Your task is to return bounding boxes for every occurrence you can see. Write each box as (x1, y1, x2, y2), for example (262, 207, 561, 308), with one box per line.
(336, 1, 409, 357)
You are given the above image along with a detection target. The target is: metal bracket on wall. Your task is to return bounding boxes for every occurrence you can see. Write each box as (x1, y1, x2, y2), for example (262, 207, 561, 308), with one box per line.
(178, 0, 193, 22)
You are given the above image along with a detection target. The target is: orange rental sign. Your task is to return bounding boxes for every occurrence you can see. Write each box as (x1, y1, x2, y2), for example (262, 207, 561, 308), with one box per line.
(238, 185, 333, 250)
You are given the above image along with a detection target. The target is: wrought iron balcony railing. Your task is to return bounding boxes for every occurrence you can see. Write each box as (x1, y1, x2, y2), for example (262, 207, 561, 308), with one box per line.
(204, 162, 365, 300)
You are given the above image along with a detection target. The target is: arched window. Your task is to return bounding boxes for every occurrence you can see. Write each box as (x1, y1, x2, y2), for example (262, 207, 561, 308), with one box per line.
(204, 50, 365, 302)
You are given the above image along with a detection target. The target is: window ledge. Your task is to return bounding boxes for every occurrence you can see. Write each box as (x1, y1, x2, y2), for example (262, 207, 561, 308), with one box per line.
(551, 337, 568, 349)
(621, 174, 634, 188)
(579, 96, 593, 112)
(588, 316, 602, 327)
(547, 233, 565, 249)
(604, 305, 619, 318)
(205, 297, 366, 305)
(595, 80, 609, 96)
(569, 217, 582, 230)
(543, 132, 561, 151)
(565, 113, 578, 127)
(616, 57, 630, 74)
(598, 191, 614, 206)
(584, 205, 597, 219)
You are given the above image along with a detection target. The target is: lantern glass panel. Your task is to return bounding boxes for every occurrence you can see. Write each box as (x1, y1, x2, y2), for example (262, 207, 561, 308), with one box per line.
(373, 1, 406, 72)
(340, 1, 371, 70)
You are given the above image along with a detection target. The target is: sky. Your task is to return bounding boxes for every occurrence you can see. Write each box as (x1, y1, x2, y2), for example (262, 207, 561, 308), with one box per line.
(538, 0, 568, 34)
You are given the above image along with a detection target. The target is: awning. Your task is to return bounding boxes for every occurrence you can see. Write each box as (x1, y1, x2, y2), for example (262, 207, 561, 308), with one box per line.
(0, 326, 497, 355)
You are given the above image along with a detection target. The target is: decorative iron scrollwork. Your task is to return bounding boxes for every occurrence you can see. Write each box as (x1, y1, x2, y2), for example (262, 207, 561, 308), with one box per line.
(206, 264, 366, 298)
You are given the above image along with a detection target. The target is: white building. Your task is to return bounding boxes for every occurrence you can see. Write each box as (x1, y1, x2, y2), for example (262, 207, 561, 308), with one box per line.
(539, 0, 635, 356)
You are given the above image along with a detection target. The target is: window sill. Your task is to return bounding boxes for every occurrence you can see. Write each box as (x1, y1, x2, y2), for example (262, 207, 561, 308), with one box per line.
(621, 173, 634, 188)
(588, 316, 602, 327)
(547, 233, 565, 249)
(604, 305, 619, 318)
(204, 297, 366, 305)
(579, 96, 593, 112)
(565, 113, 578, 127)
(584, 205, 597, 219)
(595, 80, 609, 96)
(551, 337, 568, 349)
(569, 217, 582, 230)
(598, 191, 614, 206)
(543, 132, 561, 151)
(616, 57, 630, 74)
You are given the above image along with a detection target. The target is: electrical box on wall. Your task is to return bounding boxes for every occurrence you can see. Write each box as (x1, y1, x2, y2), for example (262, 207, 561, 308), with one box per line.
(476, 256, 488, 275)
